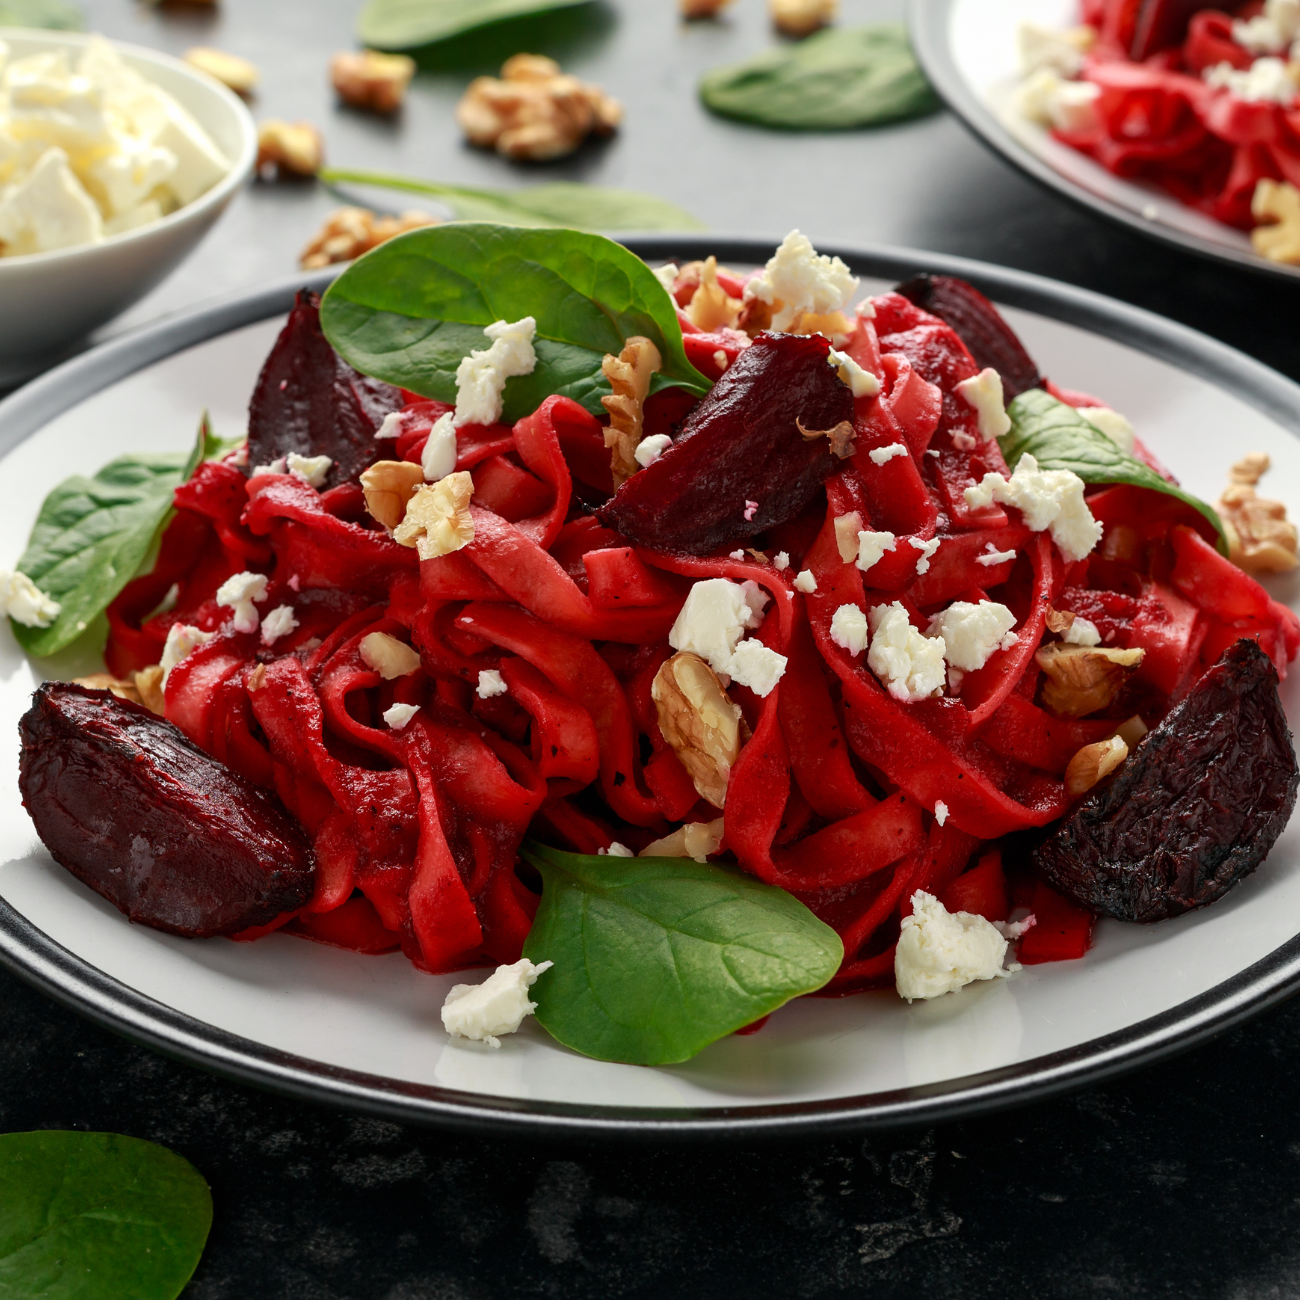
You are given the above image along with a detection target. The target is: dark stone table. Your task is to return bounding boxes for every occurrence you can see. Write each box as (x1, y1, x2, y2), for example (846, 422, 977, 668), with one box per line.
(5, 0, 1300, 1293)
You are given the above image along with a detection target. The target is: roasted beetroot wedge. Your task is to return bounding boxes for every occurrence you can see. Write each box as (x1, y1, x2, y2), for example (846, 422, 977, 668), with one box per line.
(247, 290, 404, 489)
(1032, 639, 1299, 922)
(19, 683, 314, 937)
(598, 332, 853, 554)
(895, 274, 1042, 399)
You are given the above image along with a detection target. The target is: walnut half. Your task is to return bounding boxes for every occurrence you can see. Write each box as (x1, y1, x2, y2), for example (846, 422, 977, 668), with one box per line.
(361, 459, 424, 530)
(300, 207, 436, 270)
(1252, 178, 1300, 266)
(601, 336, 662, 488)
(651, 652, 742, 809)
(256, 120, 324, 178)
(1218, 452, 1298, 575)
(184, 47, 259, 95)
(331, 50, 416, 114)
(1065, 734, 1128, 797)
(1035, 643, 1144, 719)
(393, 472, 475, 559)
(771, 0, 837, 38)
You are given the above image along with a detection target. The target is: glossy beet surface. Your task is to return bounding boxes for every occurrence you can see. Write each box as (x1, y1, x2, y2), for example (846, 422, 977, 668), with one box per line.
(895, 274, 1043, 399)
(247, 289, 403, 489)
(1032, 639, 1299, 923)
(19, 683, 315, 937)
(597, 332, 853, 554)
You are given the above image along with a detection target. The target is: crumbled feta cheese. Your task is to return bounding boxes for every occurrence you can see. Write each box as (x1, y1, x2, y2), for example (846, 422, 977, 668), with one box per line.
(955, 367, 1011, 441)
(774, 551, 790, 571)
(1063, 615, 1102, 646)
(964, 454, 1102, 562)
(160, 622, 213, 683)
(669, 578, 759, 673)
(215, 571, 269, 634)
(441, 957, 553, 1048)
(421, 412, 458, 482)
(1077, 406, 1136, 456)
(869, 442, 908, 466)
(0, 147, 101, 254)
(828, 347, 880, 398)
(895, 891, 1010, 1001)
(651, 263, 678, 293)
(1018, 21, 1094, 76)
(0, 569, 60, 627)
(383, 702, 420, 730)
(834, 511, 863, 562)
(1232, 1, 1300, 53)
(359, 631, 421, 679)
(743, 230, 858, 331)
(830, 603, 869, 656)
(286, 453, 332, 488)
(867, 601, 947, 701)
(909, 536, 941, 575)
(260, 604, 299, 646)
(1017, 68, 1102, 132)
(601, 842, 634, 857)
(728, 638, 787, 697)
(477, 668, 507, 698)
(85, 134, 176, 218)
(977, 543, 1019, 567)
(635, 433, 672, 468)
(934, 800, 949, 827)
(376, 410, 406, 442)
(927, 600, 1018, 672)
(1205, 56, 1296, 104)
(250, 457, 287, 478)
(744, 499, 759, 521)
(452, 317, 537, 427)
(729, 550, 746, 561)
(856, 530, 897, 572)
(793, 569, 817, 594)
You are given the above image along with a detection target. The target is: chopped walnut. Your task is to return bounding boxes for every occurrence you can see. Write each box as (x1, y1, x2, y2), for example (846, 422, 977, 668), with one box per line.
(797, 417, 855, 459)
(1218, 452, 1299, 574)
(1065, 734, 1128, 797)
(1035, 643, 1145, 719)
(640, 817, 727, 861)
(833, 510, 862, 562)
(601, 336, 662, 488)
(359, 631, 422, 679)
(331, 50, 416, 114)
(74, 672, 143, 705)
(651, 652, 742, 809)
(256, 120, 324, 178)
(771, 0, 837, 38)
(300, 206, 436, 270)
(184, 47, 259, 95)
(685, 257, 743, 332)
(681, 0, 734, 16)
(134, 665, 166, 716)
(393, 472, 475, 559)
(456, 54, 622, 162)
(1252, 178, 1300, 265)
(1044, 608, 1076, 635)
(361, 459, 425, 530)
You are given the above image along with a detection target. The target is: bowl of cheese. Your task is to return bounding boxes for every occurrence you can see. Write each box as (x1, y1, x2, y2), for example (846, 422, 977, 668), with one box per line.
(0, 29, 257, 385)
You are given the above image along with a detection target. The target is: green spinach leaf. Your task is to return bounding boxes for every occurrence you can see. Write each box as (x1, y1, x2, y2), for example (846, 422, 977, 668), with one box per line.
(0, 1131, 211, 1300)
(358, 0, 591, 50)
(0, 0, 83, 29)
(1002, 388, 1228, 553)
(320, 222, 710, 419)
(13, 416, 226, 658)
(322, 168, 705, 232)
(519, 843, 843, 1065)
(699, 24, 940, 131)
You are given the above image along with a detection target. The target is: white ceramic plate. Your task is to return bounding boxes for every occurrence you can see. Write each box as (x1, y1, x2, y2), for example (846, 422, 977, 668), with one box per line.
(2, 239, 1299, 1139)
(909, 0, 1300, 283)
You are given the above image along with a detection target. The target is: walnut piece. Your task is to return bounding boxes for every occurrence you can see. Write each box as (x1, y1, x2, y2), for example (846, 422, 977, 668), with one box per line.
(771, 0, 837, 38)
(640, 817, 727, 861)
(1065, 734, 1128, 797)
(797, 417, 855, 459)
(1044, 608, 1076, 635)
(393, 472, 475, 559)
(256, 120, 324, 177)
(300, 206, 436, 270)
(74, 672, 142, 706)
(1218, 452, 1298, 575)
(651, 652, 742, 809)
(684, 257, 743, 332)
(601, 336, 663, 488)
(1035, 643, 1144, 719)
(331, 50, 416, 114)
(1252, 178, 1300, 265)
(681, 0, 734, 16)
(134, 665, 166, 716)
(359, 632, 422, 680)
(361, 459, 425, 530)
(184, 47, 259, 95)
(455, 54, 622, 162)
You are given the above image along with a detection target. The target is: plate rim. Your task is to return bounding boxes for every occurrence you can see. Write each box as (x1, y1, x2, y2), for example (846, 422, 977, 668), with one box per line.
(907, 0, 1300, 286)
(2, 234, 1300, 1139)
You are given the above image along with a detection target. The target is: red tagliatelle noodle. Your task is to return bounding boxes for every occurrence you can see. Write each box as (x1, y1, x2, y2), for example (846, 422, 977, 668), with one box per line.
(102, 285, 1300, 990)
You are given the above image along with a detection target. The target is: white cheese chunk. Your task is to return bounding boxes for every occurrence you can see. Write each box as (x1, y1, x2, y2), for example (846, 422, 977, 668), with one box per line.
(84, 133, 176, 217)
(635, 433, 672, 468)
(1063, 615, 1102, 646)
(6, 51, 111, 151)
(651, 263, 678, 292)
(867, 601, 946, 701)
(792, 569, 817, 594)
(285, 453, 332, 488)
(669, 578, 758, 673)
(743, 230, 858, 332)
(828, 347, 880, 398)
(977, 543, 1019, 567)
(160, 622, 213, 683)
(869, 442, 908, 466)
(856, 530, 896, 572)
(477, 668, 508, 698)
(383, 702, 420, 730)
(926, 599, 1018, 672)
(1017, 68, 1102, 132)
(103, 198, 162, 237)
(441, 958, 553, 1048)
(1017, 21, 1094, 76)
(830, 603, 869, 656)
(908, 536, 941, 575)
(0, 147, 102, 254)
(728, 638, 787, 697)
(1205, 56, 1296, 104)
(600, 842, 634, 857)
(895, 891, 1010, 1001)
(452, 317, 537, 428)
(250, 457, 287, 478)
(260, 604, 299, 646)
(1077, 406, 1136, 456)
(137, 85, 230, 205)
(419, 412, 457, 482)
(963, 453, 1102, 562)
(934, 800, 949, 827)
(774, 551, 790, 571)
(215, 571, 268, 635)
(955, 367, 1011, 441)
(0, 569, 60, 627)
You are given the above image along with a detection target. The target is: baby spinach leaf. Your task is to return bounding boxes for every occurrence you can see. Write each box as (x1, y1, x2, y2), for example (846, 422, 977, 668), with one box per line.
(0, 1131, 211, 1300)
(320, 222, 710, 419)
(519, 842, 843, 1065)
(321, 168, 705, 233)
(699, 24, 940, 131)
(358, 0, 591, 50)
(1002, 388, 1228, 553)
(0, 0, 83, 29)
(13, 416, 223, 659)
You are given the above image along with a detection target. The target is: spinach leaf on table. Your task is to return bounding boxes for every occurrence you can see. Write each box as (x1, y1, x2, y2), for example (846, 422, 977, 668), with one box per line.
(320, 223, 710, 420)
(358, 0, 592, 51)
(0, 0, 83, 29)
(699, 24, 940, 131)
(1002, 389, 1228, 554)
(520, 843, 843, 1065)
(0, 1131, 211, 1300)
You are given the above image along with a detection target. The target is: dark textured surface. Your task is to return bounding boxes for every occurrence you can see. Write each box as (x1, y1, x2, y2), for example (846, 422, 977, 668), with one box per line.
(8, 0, 1300, 1294)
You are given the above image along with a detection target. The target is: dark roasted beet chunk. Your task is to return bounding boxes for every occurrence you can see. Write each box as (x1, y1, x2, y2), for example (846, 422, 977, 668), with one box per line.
(895, 274, 1043, 399)
(19, 683, 314, 938)
(247, 290, 403, 489)
(597, 332, 853, 554)
(1032, 639, 1299, 923)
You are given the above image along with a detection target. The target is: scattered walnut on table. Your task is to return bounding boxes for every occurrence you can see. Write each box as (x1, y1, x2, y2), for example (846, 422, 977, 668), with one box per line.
(1252, 178, 1300, 265)
(256, 120, 324, 178)
(456, 54, 622, 162)
(300, 206, 437, 269)
(1218, 451, 1299, 575)
(331, 50, 416, 114)
(184, 47, 259, 95)
(770, 0, 837, 37)
(651, 652, 742, 809)
(681, 0, 734, 14)
(601, 336, 662, 488)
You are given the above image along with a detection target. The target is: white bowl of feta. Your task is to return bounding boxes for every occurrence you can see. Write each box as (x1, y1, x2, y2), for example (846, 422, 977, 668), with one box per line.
(0, 29, 257, 384)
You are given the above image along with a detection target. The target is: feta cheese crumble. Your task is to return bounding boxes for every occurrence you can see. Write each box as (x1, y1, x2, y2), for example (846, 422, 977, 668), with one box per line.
(1017, 68, 1101, 133)
(773, 551, 790, 571)
(792, 569, 817, 594)
(856, 530, 896, 572)
(829, 603, 869, 656)
(977, 543, 1019, 567)
(827, 347, 880, 398)
(934, 800, 949, 827)
(667, 578, 786, 696)
(963, 453, 1102, 562)
(286, 452, 331, 488)
(1232, 0, 1300, 52)
(955, 367, 1011, 441)
(635, 433, 672, 468)
(1077, 406, 1136, 456)
(215, 571, 268, 635)
(728, 638, 788, 697)
(0, 569, 60, 627)
(908, 536, 941, 575)
(926, 600, 1018, 672)
(160, 622, 213, 684)
(250, 457, 287, 478)
(869, 442, 908, 466)
(477, 668, 508, 698)
(1205, 56, 1296, 104)
(729, 550, 746, 561)
(1018, 21, 1093, 77)
(600, 842, 634, 857)
(1063, 615, 1102, 646)
(440, 958, 553, 1048)
(867, 601, 947, 701)
(743, 230, 858, 332)
(895, 891, 1010, 1002)
(383, 702, 420, 730)
(260, 604, 298, 646)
